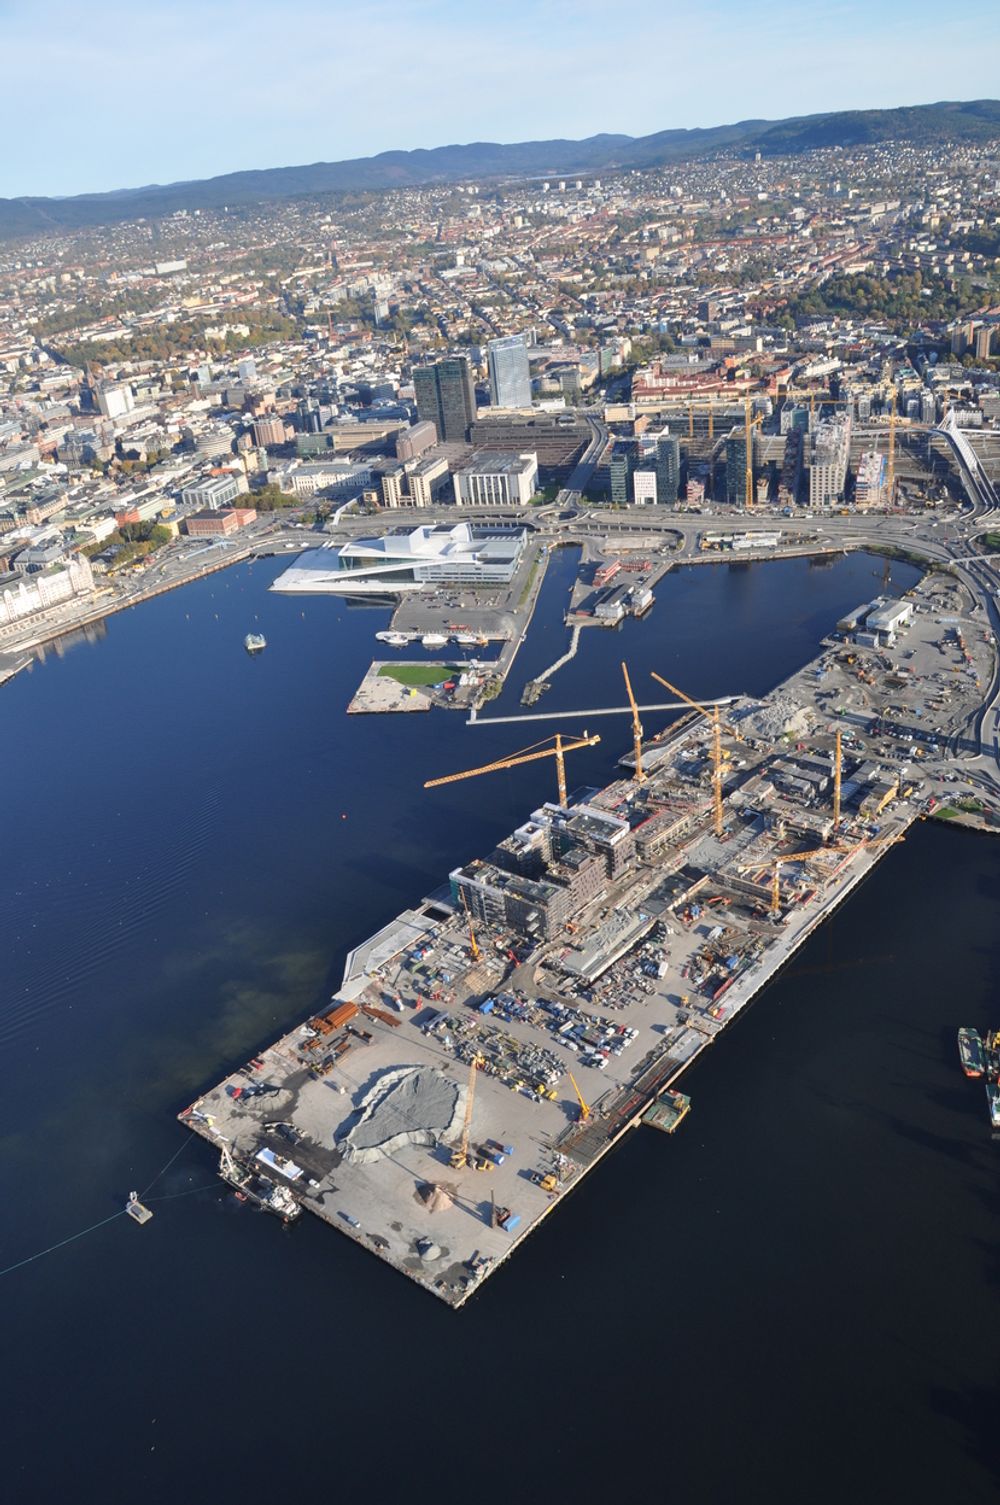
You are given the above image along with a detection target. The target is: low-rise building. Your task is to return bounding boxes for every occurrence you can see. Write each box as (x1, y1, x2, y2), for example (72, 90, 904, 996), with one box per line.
(453, 451, 538, 508)
(183, 506, 256, 537)
(270, 521, 527, 596)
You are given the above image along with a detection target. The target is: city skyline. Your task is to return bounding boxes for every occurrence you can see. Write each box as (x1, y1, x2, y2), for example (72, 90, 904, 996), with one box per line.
(3, 0, 1000, 198)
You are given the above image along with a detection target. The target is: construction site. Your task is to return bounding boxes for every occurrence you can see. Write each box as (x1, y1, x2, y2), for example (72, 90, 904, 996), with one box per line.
(176, 552, 995, 1306)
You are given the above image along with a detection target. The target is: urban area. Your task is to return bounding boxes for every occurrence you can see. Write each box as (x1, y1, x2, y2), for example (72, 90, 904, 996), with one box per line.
(5, 126, 1000, 1290)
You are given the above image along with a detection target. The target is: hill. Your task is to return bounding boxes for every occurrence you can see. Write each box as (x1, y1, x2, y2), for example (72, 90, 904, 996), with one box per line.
(2, 99, 999, 242)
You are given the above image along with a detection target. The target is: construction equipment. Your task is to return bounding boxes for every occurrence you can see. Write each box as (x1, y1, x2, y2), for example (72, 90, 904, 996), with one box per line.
(621, 661, 645, 783)
(833, 729, 842, 829)
(650, 670, 741, 836)
(450, 1053, 484, 1169)
(566, 1070, 590, 1121)
(767, 846, 839, 916)
(744, 398, 764, 510)
(425, 731, 601, 809)
(887, 391, 897, 504)
(459, 887, 480, 962)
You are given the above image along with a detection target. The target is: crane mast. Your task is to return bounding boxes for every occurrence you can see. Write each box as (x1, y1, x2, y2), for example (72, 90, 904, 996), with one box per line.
(459, 887, 480, 962)
(450, 1053, 484, 1169)
(566, 1070, 590, 1121)
(650, 670, 739, 837)
(621, 661, 645, 783)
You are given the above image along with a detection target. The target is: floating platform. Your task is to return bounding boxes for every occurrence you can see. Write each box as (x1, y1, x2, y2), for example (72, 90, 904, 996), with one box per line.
(643, 1090, 692, 1134)
(125, 1193, 153, 1225)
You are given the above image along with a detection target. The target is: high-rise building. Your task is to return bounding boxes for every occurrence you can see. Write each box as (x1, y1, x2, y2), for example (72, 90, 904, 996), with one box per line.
(487, 335, 532, 408)
(854, 451, 887, 509)
(807, 416, 852, 508)
(724, 429, 748, 506)
(413, 356, 477, 442)
(610, 454, 631, 508)
(633, 468, 658, 505)
(253, 416, 288, 449)
(413, 366, 440, 433)
(654, 433, 680, 504)
(975, 326, 993, 361)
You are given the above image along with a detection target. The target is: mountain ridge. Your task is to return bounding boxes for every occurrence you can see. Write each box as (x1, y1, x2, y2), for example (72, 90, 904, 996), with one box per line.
(3, 99, 999, 242)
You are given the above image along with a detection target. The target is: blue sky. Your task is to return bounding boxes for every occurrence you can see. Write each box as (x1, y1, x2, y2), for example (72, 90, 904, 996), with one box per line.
(2, 0, 999, 198)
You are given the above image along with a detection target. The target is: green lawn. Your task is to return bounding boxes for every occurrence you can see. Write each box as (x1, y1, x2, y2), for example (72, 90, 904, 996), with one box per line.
(378, 663, 458, 687)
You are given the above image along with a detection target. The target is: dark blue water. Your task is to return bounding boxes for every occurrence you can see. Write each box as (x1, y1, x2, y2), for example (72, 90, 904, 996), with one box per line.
(3, 549, 998, 1504)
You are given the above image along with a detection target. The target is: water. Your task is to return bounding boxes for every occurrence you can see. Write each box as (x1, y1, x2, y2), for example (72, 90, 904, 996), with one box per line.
(2, 549, 997, 1503)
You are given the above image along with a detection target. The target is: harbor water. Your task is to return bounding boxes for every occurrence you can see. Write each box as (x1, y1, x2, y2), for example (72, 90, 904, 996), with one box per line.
(1, 548, 997, 1504)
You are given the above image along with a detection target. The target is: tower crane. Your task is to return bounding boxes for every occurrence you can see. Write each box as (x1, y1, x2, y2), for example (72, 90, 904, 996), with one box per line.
(887, 390, 897, 504)
(833, 729, 842, 829)
(566, 1070, 590, 1121)
(450, 1052, 484, 1169)
(459, 887, 480, 963)
(621, 661, 645, 783)
(765, 845, 845, 916)
(424, 732, 600, 809)
(744, 398, 764, 510)
(649, 670, 741, 836)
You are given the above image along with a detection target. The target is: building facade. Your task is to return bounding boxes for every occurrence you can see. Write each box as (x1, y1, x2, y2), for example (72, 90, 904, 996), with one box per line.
(270, 522, 528, 596)
(414, 357, 476, 443)
(487, 334, 532, 408)
(180, 473, 243, 511)
(453, 451, 538, 507)
(654, 433, 680, 504)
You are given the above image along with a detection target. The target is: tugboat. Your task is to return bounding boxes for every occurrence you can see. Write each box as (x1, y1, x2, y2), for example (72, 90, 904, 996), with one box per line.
(244, 632, 267, 654)
(958, 1027, 986, 1078)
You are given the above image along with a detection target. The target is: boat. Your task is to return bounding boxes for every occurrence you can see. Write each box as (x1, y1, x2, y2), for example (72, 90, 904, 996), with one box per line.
(986, 1082, 1000, 1130)
(958, 1027, 986, 1078)
(642, 1089, 692, 1134)
(421, 633, 448, 648)
(453, 633, 478, 646)
(218, 1145, 301, 1222)
(244, 632, 267, 654)
(376, 631, 410, 647)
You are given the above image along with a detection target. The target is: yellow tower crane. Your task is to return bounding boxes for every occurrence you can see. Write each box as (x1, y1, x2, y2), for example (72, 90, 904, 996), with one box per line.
(650, 670, 740, 837)
(424, 732, 601, 809)
(566, 1070, 590, 1121)
(765, 846, 843, 916)
(744, 398, 764, 510)
(621, 661, 645, 784)
(450, 1052, 485, 1169)
(833, 729, 842, 829)
(459, 887, 480, 963)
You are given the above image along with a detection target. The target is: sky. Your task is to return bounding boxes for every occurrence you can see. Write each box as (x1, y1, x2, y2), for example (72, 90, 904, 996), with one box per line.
(2, 0, 999, 199)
